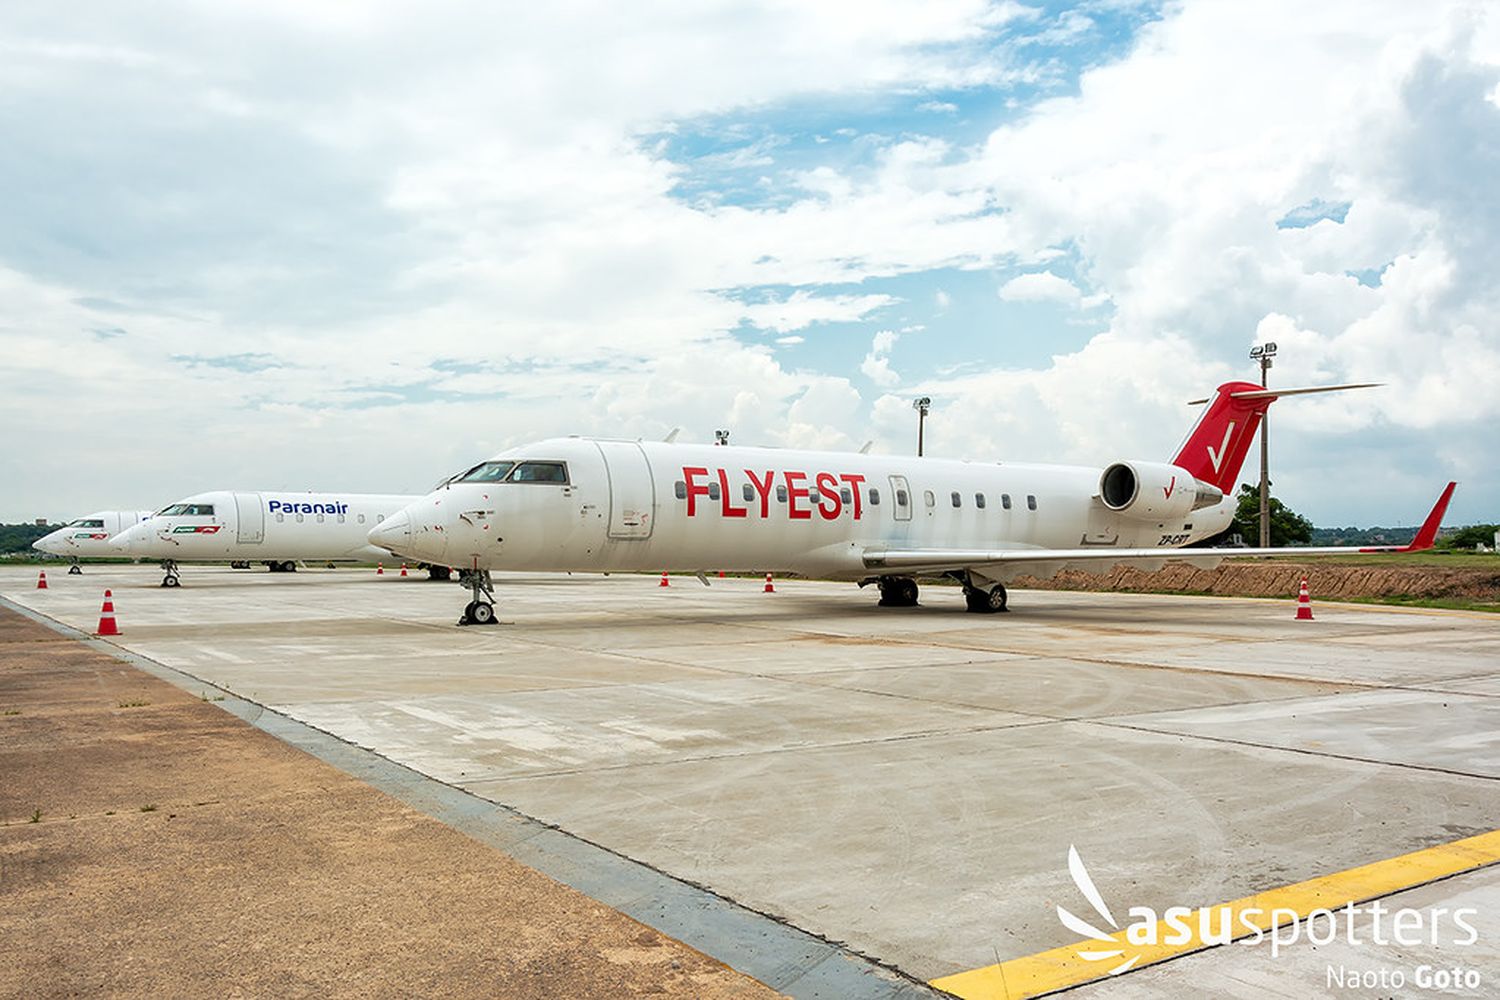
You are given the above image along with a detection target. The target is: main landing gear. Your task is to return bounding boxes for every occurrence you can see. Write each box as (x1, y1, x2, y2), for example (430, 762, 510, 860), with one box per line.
(866, 573, 1008, 613)
(875, 576, 920, 607)
(265, 560, 297, 573)
(160, 559, 181, 588)
(963, 579, 1008, 614)
(459, 569, 497, 626)
(424, 564, 452, 582)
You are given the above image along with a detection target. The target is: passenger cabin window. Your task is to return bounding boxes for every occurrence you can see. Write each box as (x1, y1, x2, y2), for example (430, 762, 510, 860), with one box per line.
(923, 490, 935, 508)
(776, 485, 788, 503)
(742, 483, 755, 503)
(869, 488, 881, 506)
(457, 461, 515, 483)
(508, 461, 568, 484)
(276, 514, 285, 522)
(895, 489, 908, 506)
(296, 514, 304, 523)
(1001, 494, 1012, 510)
(68, 518, 105, 528)
(337, 514, 345, 523)
(840, 488, 852, 505)
(357, 514, 366, 524)
(675, 481, 687, 499)
(975, 493, 986, 509)
(708, 482, 721, 501)
(951, 491, 962, 508)
(316, 514, 325, 523)
(1027, 494, 1037, 511)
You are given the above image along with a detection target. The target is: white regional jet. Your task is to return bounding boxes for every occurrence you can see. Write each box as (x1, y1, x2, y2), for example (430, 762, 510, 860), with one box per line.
(33, 510, 155, 573)
(109, 491, 424, 586)
(368, 381, 1455, 625)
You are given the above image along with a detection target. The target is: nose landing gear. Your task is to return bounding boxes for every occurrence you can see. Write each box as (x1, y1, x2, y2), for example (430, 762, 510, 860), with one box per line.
(459, 569, 497, 626)
(67, 558, 83, 576)
(161, 559, 181, 588)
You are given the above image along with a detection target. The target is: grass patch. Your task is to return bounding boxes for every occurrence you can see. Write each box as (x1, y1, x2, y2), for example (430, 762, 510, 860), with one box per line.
(2, 709, 19, 716)
(30, 808, 41, 823)
(199, 692, 225, 702)
(140, 804, 157, 813)
(117, 700, 150, 708)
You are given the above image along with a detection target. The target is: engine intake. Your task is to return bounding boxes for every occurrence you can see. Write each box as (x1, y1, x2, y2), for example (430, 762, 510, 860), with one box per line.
(1099, 461, 1224, 520)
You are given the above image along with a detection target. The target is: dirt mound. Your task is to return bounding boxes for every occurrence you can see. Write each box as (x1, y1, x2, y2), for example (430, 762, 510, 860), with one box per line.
(1011, 561, 1500, 602)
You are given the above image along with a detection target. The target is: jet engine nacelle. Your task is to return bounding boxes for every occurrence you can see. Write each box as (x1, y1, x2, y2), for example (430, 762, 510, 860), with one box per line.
(1099, 461, 1224, 520)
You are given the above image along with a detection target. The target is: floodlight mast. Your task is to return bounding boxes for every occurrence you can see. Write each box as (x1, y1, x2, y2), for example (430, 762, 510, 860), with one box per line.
(913, 397, 931, 457)
(1250, 342, 1278, 546)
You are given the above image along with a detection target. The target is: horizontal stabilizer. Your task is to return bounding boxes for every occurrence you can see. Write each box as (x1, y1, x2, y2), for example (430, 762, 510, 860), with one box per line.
(1186, 382, 1381, 405)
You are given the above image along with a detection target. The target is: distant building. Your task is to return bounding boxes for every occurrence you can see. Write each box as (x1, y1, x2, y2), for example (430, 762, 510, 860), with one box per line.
(33, 518, 46, 526)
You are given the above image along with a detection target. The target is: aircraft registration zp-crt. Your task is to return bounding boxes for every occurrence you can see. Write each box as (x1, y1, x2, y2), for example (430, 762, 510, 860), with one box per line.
(33, 510, 155, 573)
(368, 381, 1456, 625)
(109, 491, 423, 586)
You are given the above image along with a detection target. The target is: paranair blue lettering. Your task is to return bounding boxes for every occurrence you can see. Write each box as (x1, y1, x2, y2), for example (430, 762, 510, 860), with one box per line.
(267, 500, 350, 515)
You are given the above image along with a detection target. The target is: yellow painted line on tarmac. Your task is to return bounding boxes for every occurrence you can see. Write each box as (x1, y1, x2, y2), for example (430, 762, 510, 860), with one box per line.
(931, 828, 1500, 1000)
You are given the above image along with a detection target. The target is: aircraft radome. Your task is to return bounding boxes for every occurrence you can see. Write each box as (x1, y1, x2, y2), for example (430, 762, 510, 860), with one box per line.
(33, 510, 155, 573)
(366, 380, 1454, 626)
(109, 490, 425, 586)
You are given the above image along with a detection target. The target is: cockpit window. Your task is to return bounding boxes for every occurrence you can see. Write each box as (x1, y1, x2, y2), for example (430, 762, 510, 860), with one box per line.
(456, 461, 516, 483)
(159, 503, 215, 516)
(67, 518, 105, 528)
(507, 461, 568, 484)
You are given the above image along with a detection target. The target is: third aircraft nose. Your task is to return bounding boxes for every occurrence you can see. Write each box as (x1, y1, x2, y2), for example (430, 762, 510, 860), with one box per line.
(366, 509, 412, 554)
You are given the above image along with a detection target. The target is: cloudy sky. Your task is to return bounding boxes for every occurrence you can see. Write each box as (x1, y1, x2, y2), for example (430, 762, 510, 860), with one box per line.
(2, 1, 1496, 526)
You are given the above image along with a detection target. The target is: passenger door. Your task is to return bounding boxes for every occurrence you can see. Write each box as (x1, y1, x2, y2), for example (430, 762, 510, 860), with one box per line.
(234, 493, 264, 544)
(888, 475, 912, 522)
(595, 441, 656, 539)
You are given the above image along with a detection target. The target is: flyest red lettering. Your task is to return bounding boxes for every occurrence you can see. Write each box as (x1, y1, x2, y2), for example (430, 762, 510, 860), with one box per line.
(683, 467, 711, 516)
(784, 471, 811, 520)
(682, 467, 866, 521)
(718, 468, 747, 518)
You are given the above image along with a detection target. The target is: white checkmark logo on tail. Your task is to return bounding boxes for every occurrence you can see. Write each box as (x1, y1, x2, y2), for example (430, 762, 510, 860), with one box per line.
(1206, 421, 1236, 474)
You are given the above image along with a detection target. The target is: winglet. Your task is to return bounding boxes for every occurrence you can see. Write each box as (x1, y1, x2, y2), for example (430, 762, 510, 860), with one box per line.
(1363, 482, 1456, 553)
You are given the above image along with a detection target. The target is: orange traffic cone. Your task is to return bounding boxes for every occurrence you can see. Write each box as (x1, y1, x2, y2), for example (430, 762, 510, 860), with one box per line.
(376, 562, 384, 576)
(400, 563, 409, 578)
(36, 570, 47, 590)
(659, 571, 670, 588)
(763, 573, 775, 593)
(95, 590, 120, 636)
(1295, 577, 1314, 621)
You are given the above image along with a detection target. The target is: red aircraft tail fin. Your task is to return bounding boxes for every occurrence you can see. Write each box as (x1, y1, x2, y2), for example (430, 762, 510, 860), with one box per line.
(1172, 381, 1381, 493)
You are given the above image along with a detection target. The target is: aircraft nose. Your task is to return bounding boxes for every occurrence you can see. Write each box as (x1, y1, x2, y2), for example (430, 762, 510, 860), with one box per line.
(107, 526, 141, 553)
(367, 510, 412, 554)
(33, 532, 61, 555)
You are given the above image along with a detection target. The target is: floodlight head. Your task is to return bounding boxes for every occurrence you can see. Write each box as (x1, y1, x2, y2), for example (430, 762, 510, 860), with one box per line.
(913, 396, 931, 412)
